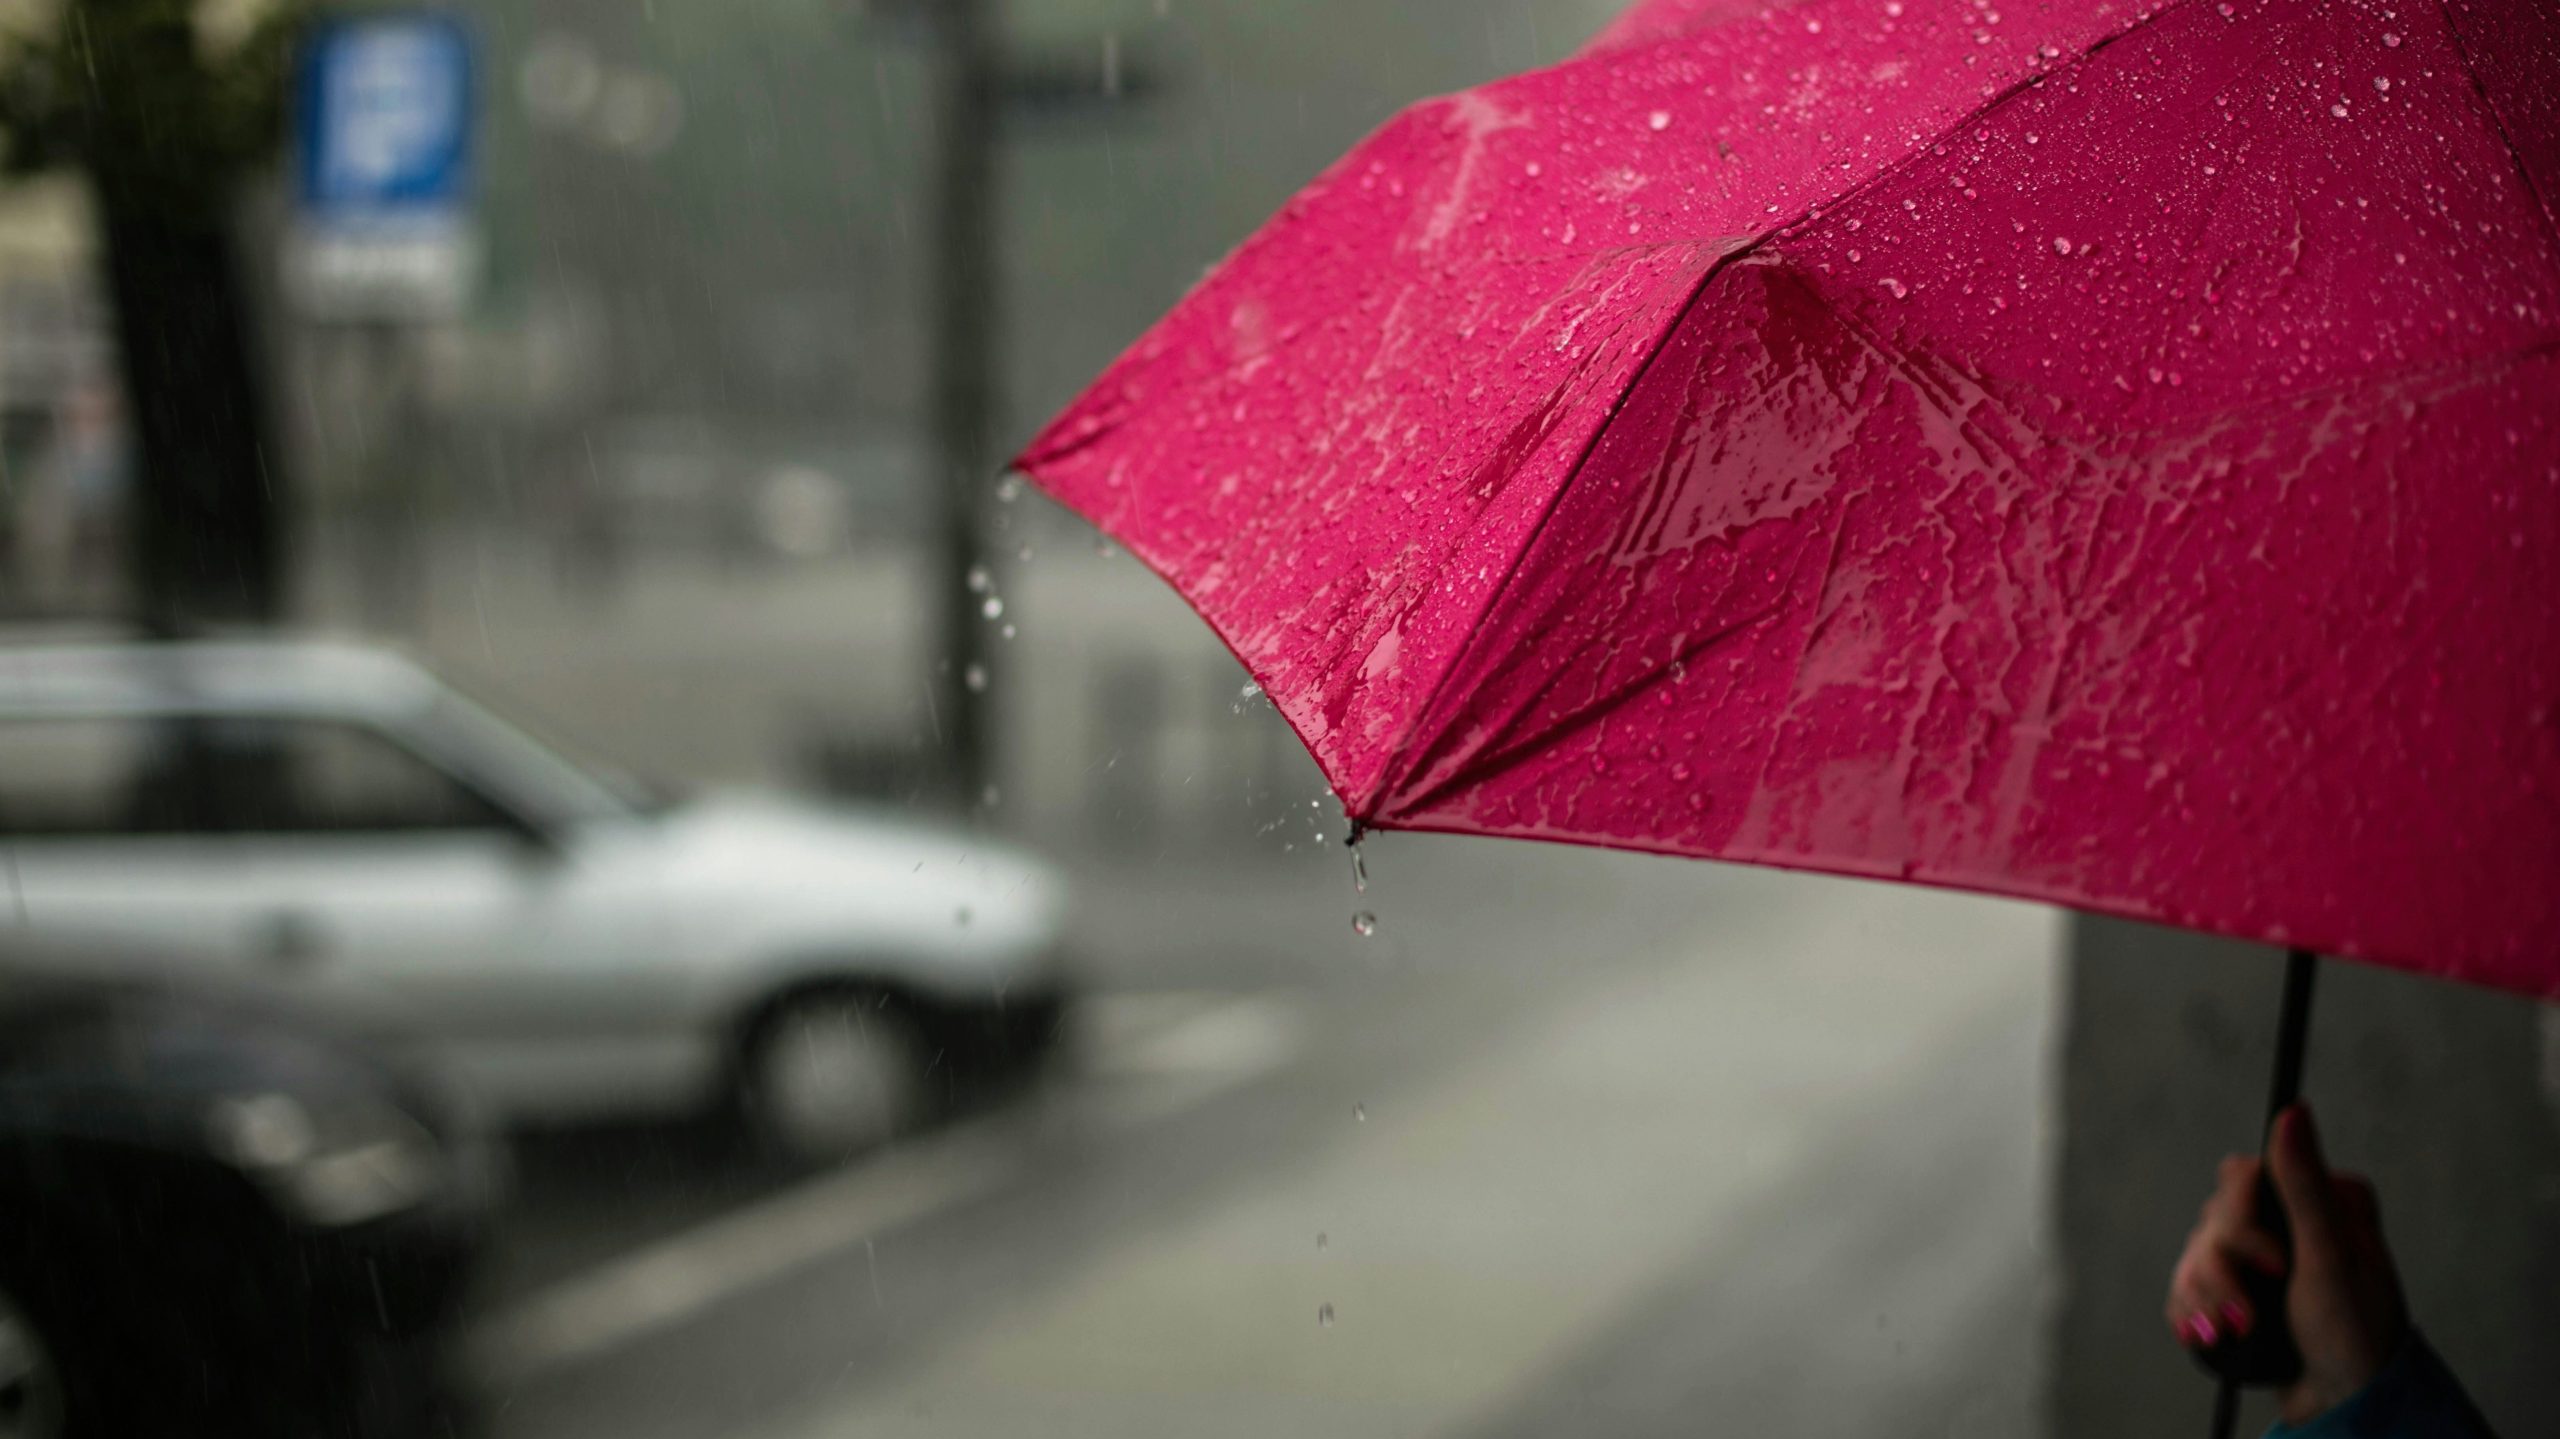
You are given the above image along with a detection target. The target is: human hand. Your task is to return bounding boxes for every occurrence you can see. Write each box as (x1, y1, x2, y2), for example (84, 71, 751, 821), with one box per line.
(2166, 1103, 2408, 1425)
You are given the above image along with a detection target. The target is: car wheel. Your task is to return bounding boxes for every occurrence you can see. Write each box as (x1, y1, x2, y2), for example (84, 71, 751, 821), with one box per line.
(0, 1285, 65, 1439)
(741, 992, 926, 1165)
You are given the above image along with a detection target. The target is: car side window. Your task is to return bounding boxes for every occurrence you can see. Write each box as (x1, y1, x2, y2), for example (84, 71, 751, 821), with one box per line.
(199, 717, 515, 835)
(0, 716, 201, 836)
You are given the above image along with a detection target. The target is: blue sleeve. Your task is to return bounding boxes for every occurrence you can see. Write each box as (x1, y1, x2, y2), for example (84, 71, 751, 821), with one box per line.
(2264, 1334, 2497, 1439)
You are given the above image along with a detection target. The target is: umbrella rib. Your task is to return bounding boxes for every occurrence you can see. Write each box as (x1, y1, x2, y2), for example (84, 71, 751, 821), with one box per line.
(2428, 0, 2560, 258)
(1361, 4, 2179, 822)
(1361, 240, 1749, 820)
(1379, 592, 1792, 823)
(1361, 0, 2201, 819)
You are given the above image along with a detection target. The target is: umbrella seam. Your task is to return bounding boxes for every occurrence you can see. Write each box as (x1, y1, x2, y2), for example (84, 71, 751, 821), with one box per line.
(2428, 0, 2560, 259)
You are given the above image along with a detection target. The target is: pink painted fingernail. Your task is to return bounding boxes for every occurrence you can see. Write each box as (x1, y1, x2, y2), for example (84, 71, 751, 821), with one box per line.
(2187, 1314, 2219, 1346)
(2220, 1301, 2250, 1336)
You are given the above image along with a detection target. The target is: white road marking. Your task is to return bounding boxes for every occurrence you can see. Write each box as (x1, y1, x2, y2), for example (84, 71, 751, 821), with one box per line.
(469, 992, 1306, 1384)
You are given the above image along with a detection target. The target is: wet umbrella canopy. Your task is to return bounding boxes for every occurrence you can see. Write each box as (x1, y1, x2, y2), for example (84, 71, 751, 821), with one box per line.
(1019, 0, 2560, 998)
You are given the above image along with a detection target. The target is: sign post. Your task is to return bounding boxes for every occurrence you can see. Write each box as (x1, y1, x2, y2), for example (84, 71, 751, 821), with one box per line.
(288, 12, 478, 627)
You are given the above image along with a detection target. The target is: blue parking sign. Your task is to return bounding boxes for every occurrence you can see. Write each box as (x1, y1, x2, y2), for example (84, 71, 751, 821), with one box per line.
(291, 13, 478, 316)
(299, 13, 473, 211)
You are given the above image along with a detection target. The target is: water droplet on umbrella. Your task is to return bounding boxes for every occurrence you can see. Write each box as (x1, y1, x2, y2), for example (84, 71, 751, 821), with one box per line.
(2382, 30, 2401, 46)
(2052, 236, 2071, 254)
(1235, 681, 1266, 713)
(1648, 110, 1672, 131)
(1883, 277, 1909, 298)
(2373, 76, 2390, 92)
(1351, 910, 1377, 937)
(2331, 102, 2351, 118)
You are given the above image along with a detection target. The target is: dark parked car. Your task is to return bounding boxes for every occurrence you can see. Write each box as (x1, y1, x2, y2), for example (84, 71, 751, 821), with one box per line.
(0, 946, 501, 1438)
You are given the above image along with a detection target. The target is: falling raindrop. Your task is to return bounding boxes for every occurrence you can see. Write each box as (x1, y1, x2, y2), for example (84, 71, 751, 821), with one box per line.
(1318, 1304, 1335, 1328)
(1001, 624, 1017, 640)
(1351, 910, 1378, 937)
(1353, 1103, 1368, 1122)
(966, 564, 992, 593)
(1316, 1232, 1329, 1250)
(1350, 842, 1369, 893)
(1235, 681, 1267, 713)
(994, 475, 1023, 503)
(982, 596, 1005, 619)
(954, 905, 974, 927)
(964, 662, 988, 692)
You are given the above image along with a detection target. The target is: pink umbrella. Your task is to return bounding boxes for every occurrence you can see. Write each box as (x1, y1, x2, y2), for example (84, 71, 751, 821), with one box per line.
(1020, 0, 2555, 1413)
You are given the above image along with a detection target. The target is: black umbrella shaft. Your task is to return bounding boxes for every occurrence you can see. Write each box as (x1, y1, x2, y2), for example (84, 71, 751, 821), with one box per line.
(2211, 947, 2321, 1439)
(2263, 949, 2319, 1124)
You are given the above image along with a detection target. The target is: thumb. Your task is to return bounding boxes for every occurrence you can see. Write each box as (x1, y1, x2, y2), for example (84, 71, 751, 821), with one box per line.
(2267, 1103, 2337, 1250)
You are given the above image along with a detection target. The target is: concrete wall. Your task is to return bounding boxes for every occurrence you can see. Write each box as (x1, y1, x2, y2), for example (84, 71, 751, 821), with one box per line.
(2046, 915, 2560, 1437)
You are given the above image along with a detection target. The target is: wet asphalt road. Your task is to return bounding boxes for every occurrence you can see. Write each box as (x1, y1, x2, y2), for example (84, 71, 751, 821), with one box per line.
(463, 838, 2063, 1439)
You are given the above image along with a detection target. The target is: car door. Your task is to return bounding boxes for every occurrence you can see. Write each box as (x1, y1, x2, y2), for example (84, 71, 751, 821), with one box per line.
(182, 712, 691, 1121)
(0, 712, 260, 973)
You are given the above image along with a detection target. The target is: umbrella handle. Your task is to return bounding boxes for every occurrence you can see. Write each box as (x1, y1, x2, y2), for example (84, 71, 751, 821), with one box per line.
(2198, 949, 2320, 1431)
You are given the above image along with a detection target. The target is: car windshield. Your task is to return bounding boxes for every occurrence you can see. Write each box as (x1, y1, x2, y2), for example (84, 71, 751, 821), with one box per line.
(423, 687, 666, 826)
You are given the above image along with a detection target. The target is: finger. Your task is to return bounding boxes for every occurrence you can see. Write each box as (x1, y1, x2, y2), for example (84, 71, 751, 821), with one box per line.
(2171, 1247, 2258, 1341)
(2205, 1154, 2261, 1229)
(2266, 1103, 2339, 1253)
(2217, 1221, 2289, 1276)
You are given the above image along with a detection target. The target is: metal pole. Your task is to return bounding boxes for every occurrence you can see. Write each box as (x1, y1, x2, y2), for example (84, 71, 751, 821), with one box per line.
(2209, 947, 2320, 1439)
(925, 0, 998, 806)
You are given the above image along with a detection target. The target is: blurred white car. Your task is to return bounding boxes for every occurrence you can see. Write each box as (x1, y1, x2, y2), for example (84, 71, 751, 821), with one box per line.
(0, 640, 1071, 1161)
